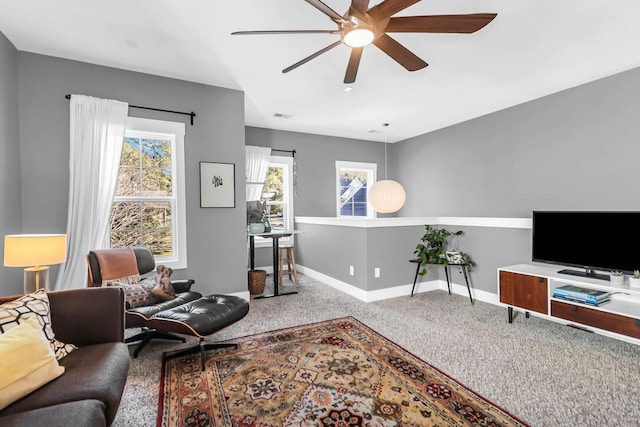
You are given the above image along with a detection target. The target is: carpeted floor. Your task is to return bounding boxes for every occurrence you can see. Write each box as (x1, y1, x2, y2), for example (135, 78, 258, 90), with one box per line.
(113, 273, 640, 426)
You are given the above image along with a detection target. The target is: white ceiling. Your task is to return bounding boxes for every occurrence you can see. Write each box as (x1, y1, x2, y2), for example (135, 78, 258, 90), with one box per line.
(1, 0, 640, 142)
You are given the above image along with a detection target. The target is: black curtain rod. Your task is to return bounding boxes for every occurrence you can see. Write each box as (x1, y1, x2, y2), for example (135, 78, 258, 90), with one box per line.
(271, 149, 296, 157)
(65, 94, 196, 125)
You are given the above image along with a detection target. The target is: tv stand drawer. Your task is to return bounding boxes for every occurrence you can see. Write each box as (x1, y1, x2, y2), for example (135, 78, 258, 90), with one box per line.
(551, 301, 640, 339)
(499, 271, 548, 314)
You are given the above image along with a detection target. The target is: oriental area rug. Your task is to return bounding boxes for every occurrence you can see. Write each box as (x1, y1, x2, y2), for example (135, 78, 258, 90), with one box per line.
(157, 317, 528, 427)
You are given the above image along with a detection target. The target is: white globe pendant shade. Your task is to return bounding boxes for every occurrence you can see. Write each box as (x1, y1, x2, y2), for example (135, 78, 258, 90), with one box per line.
(369, 180, 406, 213)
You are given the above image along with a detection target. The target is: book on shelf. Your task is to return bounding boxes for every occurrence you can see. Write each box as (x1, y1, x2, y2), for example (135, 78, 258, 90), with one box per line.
(553, 293, 611, 306)
(553, 285, 610, 302)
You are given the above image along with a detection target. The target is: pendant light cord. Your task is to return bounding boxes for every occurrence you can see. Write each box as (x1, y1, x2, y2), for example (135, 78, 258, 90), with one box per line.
(384, 140, 388, 180)
(383, 123, 389, 180)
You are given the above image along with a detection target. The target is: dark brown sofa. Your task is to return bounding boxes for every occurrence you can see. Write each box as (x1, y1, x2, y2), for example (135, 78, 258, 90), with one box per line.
(0, 287, 130, 427)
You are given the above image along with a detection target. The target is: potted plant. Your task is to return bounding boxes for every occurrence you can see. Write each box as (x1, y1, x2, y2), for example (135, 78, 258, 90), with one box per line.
(629, 270, 640, 289)
(610, 271, 625, 286)
(414, 226, 475, 275)
(414, 225, 451, 275)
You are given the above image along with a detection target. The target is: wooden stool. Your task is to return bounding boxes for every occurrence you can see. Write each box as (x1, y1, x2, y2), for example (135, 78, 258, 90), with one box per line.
(278, 245, 299, 285)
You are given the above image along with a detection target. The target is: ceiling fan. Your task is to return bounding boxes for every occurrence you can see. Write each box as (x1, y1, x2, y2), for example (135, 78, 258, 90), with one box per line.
(232, 0, 497, 84)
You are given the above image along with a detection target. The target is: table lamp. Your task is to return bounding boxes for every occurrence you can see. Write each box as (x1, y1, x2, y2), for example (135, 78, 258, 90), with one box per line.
(3, 234, 67, 293)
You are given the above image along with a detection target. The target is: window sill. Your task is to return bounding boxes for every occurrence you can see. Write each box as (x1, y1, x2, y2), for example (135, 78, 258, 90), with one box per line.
(154, 257, 187, 270)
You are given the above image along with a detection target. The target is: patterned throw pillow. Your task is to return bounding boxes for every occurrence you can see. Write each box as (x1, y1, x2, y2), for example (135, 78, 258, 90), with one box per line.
(103, 280, 156, 309)
(102, 273, 140, 286)
(0, 290, 76, 360)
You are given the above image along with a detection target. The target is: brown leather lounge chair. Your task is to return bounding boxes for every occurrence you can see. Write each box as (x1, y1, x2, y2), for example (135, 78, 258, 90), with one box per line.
(87, 247, 202, 357)
(87, 247, 250, 367)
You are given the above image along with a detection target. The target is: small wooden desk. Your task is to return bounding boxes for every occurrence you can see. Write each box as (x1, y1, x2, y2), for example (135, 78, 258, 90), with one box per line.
(248, 230, 300, 298)
(409, 259, 474, 304)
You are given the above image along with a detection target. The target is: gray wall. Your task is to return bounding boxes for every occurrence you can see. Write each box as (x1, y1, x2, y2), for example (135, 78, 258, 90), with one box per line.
(364, 226, 426, 290)
(248, 66, 640, 294)
(8, 52, 247, 296)
(246, 126, 385, 217)
(392, 66, 640, 218)
(295, 223, 369, 289)
(4, 34, 638, 298)
(387, 66, 640, 295)
(246, 126, 387, 269)
(294, 221, 531, 296)
(0, 32, 23, 292)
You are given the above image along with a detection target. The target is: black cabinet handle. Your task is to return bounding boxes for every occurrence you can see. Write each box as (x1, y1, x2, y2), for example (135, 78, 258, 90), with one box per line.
(571, 305, 578, 312)
(538, 277, 545, 283)
(635, 319, 640, 327)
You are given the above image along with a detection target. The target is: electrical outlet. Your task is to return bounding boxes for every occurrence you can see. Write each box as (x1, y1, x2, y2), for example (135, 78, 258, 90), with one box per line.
(349, 265, 355, 276)
(374, 268, 380, 278)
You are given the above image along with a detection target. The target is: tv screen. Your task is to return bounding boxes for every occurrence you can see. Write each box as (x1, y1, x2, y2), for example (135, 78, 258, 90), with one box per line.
(532, 211, 640, 277)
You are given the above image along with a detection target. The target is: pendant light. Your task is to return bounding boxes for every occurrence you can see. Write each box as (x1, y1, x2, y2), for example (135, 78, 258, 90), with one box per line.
(369, 124, 406, 213)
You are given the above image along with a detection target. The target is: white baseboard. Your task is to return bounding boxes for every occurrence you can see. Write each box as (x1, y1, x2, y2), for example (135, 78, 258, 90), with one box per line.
(229, 290, 251, 302)
(297, 265, 370, 301)
(297, 265, 500, 304)
(447, 281, 500, 305)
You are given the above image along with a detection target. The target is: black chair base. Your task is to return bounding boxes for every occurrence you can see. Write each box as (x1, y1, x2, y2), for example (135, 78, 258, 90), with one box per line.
(126, 329, 186, 358)
(164, 338, 237, 371)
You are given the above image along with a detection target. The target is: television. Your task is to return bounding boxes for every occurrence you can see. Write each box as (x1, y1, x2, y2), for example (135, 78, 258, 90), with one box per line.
(532, 211, 640, 280)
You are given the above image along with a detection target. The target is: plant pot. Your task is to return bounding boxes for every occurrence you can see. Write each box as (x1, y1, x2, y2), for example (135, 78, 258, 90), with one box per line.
(629, 277, 640, 289)
(610, 275, 624, 286)
(249, 223, 265, 234)
(445, 251, 462, 264)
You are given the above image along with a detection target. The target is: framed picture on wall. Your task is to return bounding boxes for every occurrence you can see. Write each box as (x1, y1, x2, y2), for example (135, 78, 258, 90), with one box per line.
(200, 161, 235, 208)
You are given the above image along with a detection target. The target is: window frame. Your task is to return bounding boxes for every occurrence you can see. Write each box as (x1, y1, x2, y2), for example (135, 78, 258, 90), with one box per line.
(335, 160, 377, 219)
(111, 117, 187, 269)
(255, 155, 294, 248)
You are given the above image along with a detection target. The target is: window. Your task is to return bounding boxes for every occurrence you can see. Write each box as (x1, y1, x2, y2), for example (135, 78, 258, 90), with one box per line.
(336, 161, 377, 218)
(110, 117, 187, 269)
(258, 155, 294, 246)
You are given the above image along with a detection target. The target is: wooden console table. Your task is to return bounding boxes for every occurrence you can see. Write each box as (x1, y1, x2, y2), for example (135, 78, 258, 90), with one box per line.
(409, 259, 474, 304)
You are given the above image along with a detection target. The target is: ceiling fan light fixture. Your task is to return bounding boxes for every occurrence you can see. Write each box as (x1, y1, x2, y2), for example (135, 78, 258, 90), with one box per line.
(343, 27, 374, 48)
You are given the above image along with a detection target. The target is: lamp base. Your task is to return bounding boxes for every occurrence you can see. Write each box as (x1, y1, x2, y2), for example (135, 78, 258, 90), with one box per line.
(23, 266, 50, 293)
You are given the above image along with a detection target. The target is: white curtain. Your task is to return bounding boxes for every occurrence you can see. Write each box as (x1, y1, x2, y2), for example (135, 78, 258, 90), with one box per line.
(245, 145, 272, 201)
(55, 95, 129, 290)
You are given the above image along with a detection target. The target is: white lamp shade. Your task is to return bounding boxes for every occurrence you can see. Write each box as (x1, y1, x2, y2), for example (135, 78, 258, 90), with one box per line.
(369, 180, 406, 213)
(3, 234, 67, 267)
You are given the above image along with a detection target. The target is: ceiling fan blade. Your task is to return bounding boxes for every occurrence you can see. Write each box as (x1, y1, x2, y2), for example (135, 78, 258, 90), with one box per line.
(368, 0, 420, 19)
(373, 34, 427, 71)
(282, 40, 342, 74)
(385, 14, 497, 33)
(304, 0, 347, 23)
(232, 30, 339, 35)
(350, 0, 370, 16)
(344, 47, 363, 84)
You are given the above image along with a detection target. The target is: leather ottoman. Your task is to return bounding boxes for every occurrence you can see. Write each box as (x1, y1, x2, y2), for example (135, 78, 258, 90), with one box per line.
(147, 295, 250, 370)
